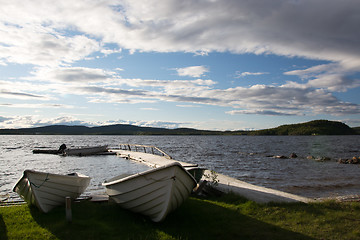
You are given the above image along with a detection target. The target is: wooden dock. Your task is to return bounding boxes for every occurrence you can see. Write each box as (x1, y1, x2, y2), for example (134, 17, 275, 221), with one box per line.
(110, 149, 198, 168)
(109, 147, 312, 203)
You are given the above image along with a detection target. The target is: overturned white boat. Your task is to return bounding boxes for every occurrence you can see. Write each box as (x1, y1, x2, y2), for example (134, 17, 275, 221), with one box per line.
(103, 162, 197, 222)
(64, 145, 108, 156)
(13, 170, 91, 213)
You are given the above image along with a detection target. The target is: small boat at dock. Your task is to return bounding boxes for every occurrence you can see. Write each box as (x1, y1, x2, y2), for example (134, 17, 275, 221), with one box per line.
(33, 145, 108, 156)
(32, 149, 60, 154)
(13, 170, 91, 213)
(103, 162, 197, 222)
(64, 145, 108, 156)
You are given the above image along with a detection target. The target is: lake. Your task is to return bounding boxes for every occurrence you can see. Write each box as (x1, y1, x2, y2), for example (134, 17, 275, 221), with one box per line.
(1, 135, 359, 201)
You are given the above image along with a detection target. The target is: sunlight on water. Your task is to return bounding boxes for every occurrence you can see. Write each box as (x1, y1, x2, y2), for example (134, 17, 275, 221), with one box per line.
(1, 135, 359, 200)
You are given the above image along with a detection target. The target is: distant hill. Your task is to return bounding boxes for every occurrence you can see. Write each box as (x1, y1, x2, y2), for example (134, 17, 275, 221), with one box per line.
(0, 124, 221, 135)
(353, 127, 360, 135)
(0, 120, 357, 135)
(246, 120, 356, 136)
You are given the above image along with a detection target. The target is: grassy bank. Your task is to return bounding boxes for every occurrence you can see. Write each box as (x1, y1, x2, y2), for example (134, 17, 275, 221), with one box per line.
(1, 194, 360, 239)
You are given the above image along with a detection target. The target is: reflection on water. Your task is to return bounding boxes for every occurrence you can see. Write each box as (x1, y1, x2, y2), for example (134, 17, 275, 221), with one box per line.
(1, 135, 359, 200)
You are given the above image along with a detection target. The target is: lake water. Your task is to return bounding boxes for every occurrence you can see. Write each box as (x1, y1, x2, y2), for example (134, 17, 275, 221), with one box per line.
(1, 135, 359, 201)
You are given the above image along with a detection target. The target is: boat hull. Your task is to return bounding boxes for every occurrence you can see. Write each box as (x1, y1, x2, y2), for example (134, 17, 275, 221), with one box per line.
(13, 170, 90, 213)
(103, 162, 197, 222)
(64, 145, 108, 156)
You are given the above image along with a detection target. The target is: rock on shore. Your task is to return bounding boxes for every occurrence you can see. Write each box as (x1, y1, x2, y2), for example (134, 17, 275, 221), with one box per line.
(338, 156, 360, 164)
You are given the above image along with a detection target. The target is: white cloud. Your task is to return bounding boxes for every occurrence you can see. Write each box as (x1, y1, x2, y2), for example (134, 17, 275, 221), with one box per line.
(73, 79, 360, 116)
(175, 66, 209, 78)
(0, 103, 75, 109)
(100, 48, 122, 56)
(176, 104, 200, 108)
(0, 115, 248, 131)
(284, 63, 360, 92)
(0, 115, 99, 128)
(0, 22, 100, 67)
(0, 0, 359, 127)
(1, 62, 359, 119)
(140, 107, 159, 111)
(1, 1, 359, 69)
(235, 71, 269, 78)
(1, 0, 357, 95)
(0, 115, 183, 129)
(28, 67, 115, 83)
(34, 116, 94, 126)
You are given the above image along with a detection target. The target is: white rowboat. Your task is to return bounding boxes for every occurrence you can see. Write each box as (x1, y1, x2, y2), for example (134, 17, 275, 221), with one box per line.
(13, 170, 91, 213)
(103, 162, 197, 222)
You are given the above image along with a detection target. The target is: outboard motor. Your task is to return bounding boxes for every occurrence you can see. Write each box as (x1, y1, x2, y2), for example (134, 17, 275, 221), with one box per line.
(58, 144, 67, 153)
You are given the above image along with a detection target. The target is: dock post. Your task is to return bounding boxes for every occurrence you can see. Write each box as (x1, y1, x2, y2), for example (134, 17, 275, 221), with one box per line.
(65, 196, 72, 223)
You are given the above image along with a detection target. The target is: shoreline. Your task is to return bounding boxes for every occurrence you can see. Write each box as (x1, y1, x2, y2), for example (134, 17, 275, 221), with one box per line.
(2, 193, 360, 240)
(2, 192, 360, 209)
(110, 149, 359, 203)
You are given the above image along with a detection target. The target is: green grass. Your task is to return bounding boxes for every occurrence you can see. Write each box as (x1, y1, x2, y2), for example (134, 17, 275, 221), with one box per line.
(1, 194, 360, 239)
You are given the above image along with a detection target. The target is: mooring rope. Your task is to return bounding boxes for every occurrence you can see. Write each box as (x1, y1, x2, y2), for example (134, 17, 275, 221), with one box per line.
(29, 173, 50, 188)
(0, 194, 9, 202)
(143, 175, 176, 182)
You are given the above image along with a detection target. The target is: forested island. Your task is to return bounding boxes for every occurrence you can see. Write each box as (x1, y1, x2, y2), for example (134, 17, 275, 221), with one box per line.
(0, 120, 358, 135)
(245, 120, 357, 135)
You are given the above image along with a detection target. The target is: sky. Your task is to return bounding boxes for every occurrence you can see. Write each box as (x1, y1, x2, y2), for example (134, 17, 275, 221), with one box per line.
(0, 0, 360, 131)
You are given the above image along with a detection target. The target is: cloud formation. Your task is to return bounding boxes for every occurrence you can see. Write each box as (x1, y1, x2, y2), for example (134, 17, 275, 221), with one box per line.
(1, 64, 359, 118)
(176, 66, 209, 78)
(235, 72, 269, 78)
(0, 0, 359, 129)
(1, 1, 359, 66)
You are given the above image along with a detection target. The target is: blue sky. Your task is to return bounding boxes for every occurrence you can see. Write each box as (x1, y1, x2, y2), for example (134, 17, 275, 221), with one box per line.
(0, 0, 359, 130)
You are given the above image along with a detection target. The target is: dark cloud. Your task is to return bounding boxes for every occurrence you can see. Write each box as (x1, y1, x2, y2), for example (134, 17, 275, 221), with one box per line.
(0, 90, 45, 99)
(55, 68, 109, 82)
(79, 86, 147, 96)
(228, 110, 301, 116)
(0, 116, 12, 122)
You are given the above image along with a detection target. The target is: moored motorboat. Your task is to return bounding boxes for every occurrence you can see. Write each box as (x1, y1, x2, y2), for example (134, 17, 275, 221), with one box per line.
(13, 170, 91, 213)
(64, 145, 108, 156)
(32, 149, 60, 154)
(103, 162, 197, 222)
(32, 145, 108, 156)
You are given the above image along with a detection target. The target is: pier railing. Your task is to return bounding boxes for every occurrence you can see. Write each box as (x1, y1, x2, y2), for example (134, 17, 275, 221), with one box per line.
(118, 144, 173, 159)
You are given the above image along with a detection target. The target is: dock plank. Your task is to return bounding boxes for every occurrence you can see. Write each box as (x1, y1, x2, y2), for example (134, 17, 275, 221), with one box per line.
(205, 170, 311, 203)
(110, 149, 197, 168)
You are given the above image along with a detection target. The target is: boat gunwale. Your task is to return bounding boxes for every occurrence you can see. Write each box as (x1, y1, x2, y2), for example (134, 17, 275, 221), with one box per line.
(12, 170, 91, 212)
(103, 162, 196, 188)
(19, 169, 90, 184)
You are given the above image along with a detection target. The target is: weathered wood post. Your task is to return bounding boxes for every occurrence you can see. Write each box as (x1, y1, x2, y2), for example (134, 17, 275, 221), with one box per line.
(65, 196, 72, 223)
